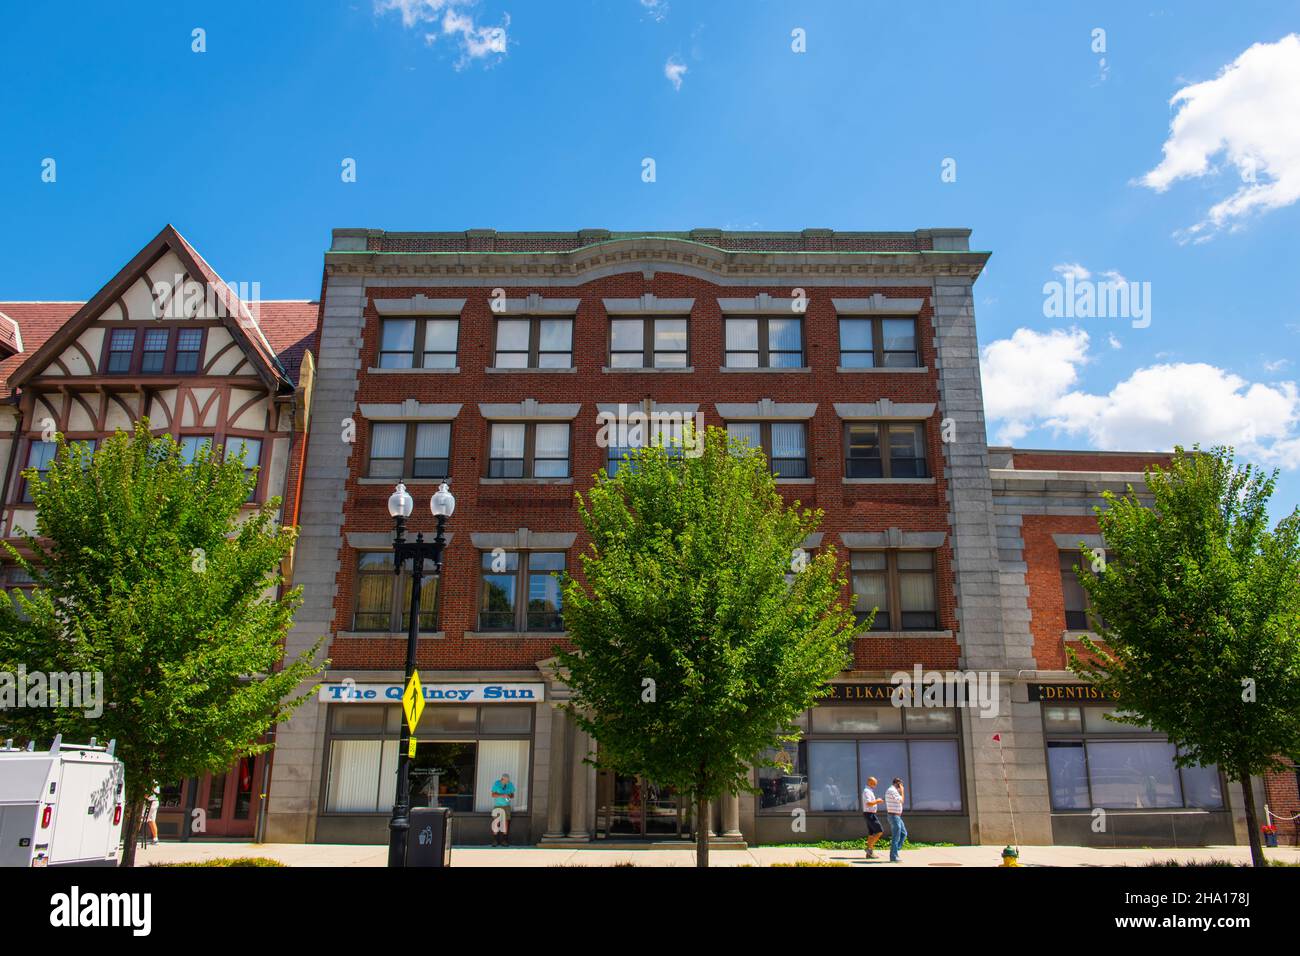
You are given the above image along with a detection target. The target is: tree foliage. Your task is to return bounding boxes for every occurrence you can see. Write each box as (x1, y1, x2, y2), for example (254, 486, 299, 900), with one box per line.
(556, 426, 861, 865)
(0, 422, 325, 864)
(1069, 446, 1300, 866)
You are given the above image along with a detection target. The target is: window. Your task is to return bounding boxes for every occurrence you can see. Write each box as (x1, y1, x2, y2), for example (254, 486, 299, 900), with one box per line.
(107, 328, 136, 373)
(21, 440, 56, 502)
(494, 317, 572, 369)
(487, 422, 569, 478)
(323, 703, 532, 814)
(179, 435, 213, 464)
(1060, 551, 1106, 630)
(724, 317, 803, 368)
(376, 317, 458, 370)
(845, 422, 928, 478)
(367, 422, 452, 479)
(353, 552, 438, 632)
(1043, 705, 1223, 811)
(838, 317, 919, 368)
(779, 705, 962, 814)
(175, 328, 203, 373)
(851, 550, 938, 631)
(226, 436, 262, 500)
(609, 317, 689, 368)
(725, 421, 808, 478)
(142, 329, 169, 373)
(606, 439, 685, 476)
(21, 439, 94, 501)
(478, 551, 565, 632)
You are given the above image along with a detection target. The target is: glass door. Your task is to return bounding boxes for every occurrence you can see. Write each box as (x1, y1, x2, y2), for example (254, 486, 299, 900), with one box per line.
(598, 771, 690, 839)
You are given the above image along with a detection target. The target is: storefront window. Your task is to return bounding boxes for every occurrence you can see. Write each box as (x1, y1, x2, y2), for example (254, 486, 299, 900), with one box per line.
(1042, 705, 1223, 811)
(323, 703, 533, 815)
(809, 741, 857, 811)
(757, 741, 807, 810)
(789, 704, 963, 814)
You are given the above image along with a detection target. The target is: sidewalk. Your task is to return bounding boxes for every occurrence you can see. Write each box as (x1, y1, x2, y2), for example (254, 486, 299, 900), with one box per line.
(131, 841, 1300, 868)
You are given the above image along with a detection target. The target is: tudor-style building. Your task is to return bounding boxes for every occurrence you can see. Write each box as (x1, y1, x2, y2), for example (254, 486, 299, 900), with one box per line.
(0, 224, 319, 839)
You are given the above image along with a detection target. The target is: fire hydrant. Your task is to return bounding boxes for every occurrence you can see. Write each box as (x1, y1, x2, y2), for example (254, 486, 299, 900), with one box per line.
(1000, 846, 1020, 867)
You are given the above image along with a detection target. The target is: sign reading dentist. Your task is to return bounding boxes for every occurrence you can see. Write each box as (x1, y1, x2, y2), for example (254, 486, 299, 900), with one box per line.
(320, 681, 545, 704)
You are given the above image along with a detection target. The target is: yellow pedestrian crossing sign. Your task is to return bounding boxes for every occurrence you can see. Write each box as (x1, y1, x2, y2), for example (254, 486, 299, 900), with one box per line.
(402, 671, 425, 734)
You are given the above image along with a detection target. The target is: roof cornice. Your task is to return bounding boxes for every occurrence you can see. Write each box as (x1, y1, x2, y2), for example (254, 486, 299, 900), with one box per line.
(324, 236, 991, 281)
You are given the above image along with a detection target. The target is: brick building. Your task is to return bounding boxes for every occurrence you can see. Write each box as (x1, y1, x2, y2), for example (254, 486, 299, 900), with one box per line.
(0, 224, 319, 839)
(243, 227, 1259, 848)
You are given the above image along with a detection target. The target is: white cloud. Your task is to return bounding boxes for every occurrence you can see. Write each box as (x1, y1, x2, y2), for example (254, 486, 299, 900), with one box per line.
(1265, 357, 1291, 372)
(1053, 262, 1092, 282)
(980, 327, 1091, 443)
(640, 0, 669, 22)
(375, 0, 509, 68)
(981, 327, 1300, 467)
(1139, 34, 1300, 241)
(1108, 333, 1123, 350)
(664, 55, 687, 91)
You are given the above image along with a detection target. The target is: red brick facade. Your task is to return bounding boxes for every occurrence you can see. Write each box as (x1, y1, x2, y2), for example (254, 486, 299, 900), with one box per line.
(326, 275, 960, 675)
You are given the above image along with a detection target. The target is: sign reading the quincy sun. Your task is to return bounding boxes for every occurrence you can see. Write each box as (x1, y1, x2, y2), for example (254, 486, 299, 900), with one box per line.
(319, 682, 546, 704)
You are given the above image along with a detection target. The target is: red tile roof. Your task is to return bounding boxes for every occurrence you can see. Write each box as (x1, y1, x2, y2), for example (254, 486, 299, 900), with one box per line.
(0, 300, 319, 397)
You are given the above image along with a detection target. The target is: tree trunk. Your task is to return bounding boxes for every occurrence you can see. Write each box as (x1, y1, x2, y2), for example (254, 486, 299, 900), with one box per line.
(120, 798, 144, 868)
(1238, 768, 1265, 868)
(695, 795, 709, 869)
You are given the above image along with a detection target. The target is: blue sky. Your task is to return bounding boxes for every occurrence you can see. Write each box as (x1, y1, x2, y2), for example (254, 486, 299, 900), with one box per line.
(1, 1, 1298, 513)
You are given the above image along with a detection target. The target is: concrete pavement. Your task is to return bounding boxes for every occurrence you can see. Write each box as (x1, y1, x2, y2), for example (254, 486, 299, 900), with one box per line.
(131, 841, 1300, 868)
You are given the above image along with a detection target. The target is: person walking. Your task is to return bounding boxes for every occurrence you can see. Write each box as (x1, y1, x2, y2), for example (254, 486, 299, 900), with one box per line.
(490, 772, 515, 846)
(143, 783, 160, 847)
(861, 776, 884, 859)
(885, 777, 907, 862)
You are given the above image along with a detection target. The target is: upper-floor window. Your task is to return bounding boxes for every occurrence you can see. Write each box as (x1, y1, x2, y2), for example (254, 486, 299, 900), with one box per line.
(20, 439, 95, 501)
(724, 317, 803, 368)
(179, 435, 213, 464)
(105, 326, 207, 375)
(379, 318, 459, 369)
(487, 422, 569, 478)
(726, 421, 808, 478)
(609, 317, 688, 368)
(494, 317, 573, 369)
(353, 552, 437, 633)
(478, 550, 565, 632)
(844, 422, 928, 479)
(175, 328, 203, 373)
(142, 329, 169, 373)
(367, 422, 452, 479)
(107, 329, 136, 373)
(21, 440, 56, 502)
(850, 550, 938, 631)
(838, 317, 919, 368)
(1060, 551, 1106, 631)
(225, 436, 262, 501)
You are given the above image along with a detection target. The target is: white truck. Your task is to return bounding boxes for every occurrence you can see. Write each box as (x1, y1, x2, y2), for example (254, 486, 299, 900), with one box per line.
(0, 735, 125, 867)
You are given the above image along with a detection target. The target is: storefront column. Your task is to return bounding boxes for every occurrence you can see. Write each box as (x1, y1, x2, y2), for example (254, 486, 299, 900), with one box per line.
(567, 726, 592, 841)
(722, 792, 741, 839)
(543, 706, 570, 840)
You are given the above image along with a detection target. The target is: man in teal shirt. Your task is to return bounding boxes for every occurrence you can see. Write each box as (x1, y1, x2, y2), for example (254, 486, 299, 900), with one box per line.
(491, 773, 516, 846)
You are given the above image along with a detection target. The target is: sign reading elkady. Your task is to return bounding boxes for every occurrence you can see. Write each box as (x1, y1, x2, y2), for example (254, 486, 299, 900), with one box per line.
(320, 682, 545, 704)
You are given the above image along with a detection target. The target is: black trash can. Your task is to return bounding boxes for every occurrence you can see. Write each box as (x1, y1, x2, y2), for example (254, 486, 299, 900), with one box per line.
(406, 807, 453, 867)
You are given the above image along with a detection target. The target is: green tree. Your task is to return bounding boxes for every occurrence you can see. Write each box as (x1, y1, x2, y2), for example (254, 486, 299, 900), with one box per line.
(0, 423, 325, 866)
(1069, 446, 1300, 866)
(557, 426, 861, 867)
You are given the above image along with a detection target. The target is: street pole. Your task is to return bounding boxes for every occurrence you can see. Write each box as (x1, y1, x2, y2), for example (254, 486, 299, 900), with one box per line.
(387, 507, 448, 868)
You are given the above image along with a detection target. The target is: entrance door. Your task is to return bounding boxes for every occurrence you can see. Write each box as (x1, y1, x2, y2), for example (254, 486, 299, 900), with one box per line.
(597, 771, 690, 839)
(159, 755, 263, 839)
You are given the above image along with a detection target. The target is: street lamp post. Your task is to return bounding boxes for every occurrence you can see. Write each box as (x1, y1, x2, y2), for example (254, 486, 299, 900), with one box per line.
(386, 480, 455, 868)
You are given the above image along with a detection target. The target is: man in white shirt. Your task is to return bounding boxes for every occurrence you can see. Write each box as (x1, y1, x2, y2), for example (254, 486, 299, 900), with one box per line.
(861, 776, 884, 859)
(885, 777, 907, 862)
